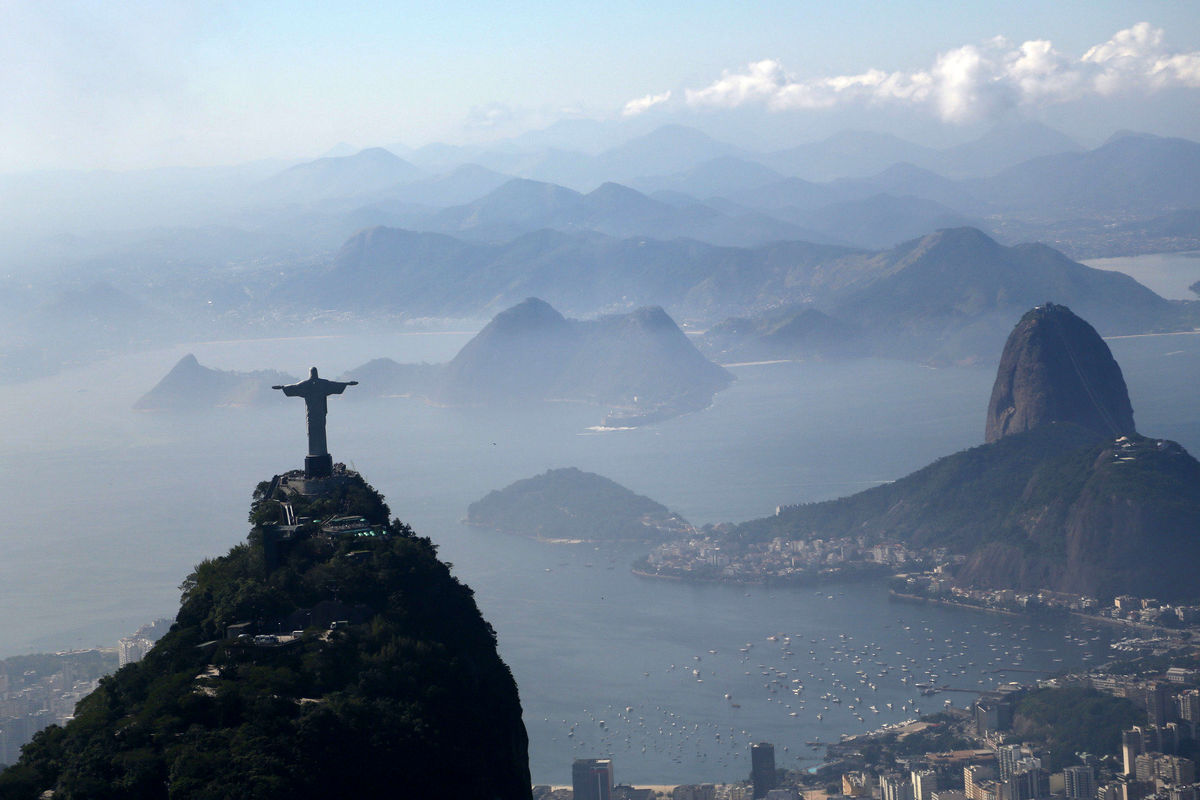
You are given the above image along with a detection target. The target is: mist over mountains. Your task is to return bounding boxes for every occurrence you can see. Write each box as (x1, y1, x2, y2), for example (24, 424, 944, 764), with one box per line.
(137, 299, 733, 427)
(3, 119, 1200, 381)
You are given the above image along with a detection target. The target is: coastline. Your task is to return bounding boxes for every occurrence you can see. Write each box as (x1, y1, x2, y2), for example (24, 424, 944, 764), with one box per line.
(890, 590, 1172, 637)
(888, 590, 1023, 618)
(632, 564, 890, 586)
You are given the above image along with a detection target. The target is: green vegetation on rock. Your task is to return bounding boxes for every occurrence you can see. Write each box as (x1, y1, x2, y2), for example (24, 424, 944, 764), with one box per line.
(732, 424, 1200, 600)
(1013, 687, 1145, 770)
(468, 467, 690, 542)
(0, 474, 531, 800)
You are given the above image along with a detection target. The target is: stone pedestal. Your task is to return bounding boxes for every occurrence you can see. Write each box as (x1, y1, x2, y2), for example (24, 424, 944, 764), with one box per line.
(305, 454, 333, 478)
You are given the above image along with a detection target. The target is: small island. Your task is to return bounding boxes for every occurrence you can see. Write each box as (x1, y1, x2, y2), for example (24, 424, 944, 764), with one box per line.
(466, 467, 694, 543)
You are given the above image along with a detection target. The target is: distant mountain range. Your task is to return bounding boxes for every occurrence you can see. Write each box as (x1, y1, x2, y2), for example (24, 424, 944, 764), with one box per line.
(8, 121, 1200, 383)
(254, 147, 424, 205)
(320, 225, 1196, 364)
(259, 127, 1200, 255)
(411, 178, 833, 247)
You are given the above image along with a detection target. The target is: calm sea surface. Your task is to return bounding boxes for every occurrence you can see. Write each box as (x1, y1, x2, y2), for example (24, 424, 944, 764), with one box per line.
(1085, 250, 1200, 300)
(1, 307, 1197, 783)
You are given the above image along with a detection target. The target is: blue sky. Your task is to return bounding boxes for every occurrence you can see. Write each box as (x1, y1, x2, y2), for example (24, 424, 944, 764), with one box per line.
(3, 0, 1198, 171)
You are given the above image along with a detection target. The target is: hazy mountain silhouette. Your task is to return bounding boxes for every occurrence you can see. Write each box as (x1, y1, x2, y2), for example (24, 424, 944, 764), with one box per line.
(319, 223, 1195, 356)
(384, 163, 514, 207)
(972, 132, 1200, 217)
(257, 147, 424, 203)
(695, 227, 1189, 364)
(702, 305, 866, 362)
(419, 177, 831, 246)
(435, 298, 732, 421)
(763, 130, 936, 181)
(629, 156, 786, 198)
(784, 193, 985, 250)
(935, 120, 1083, 178)
(830, 227, 1176, 361)
(591, 124, 744, 183)
(134, 355, 296, 409)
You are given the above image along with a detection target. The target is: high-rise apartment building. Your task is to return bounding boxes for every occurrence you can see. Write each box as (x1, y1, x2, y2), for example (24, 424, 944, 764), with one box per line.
(881, 773, 915, 800)
(752, 743, 777, 799)
(913, 769, 941, 800)
(573, 758, 614, 800)
(1064, 765, 1096, 800)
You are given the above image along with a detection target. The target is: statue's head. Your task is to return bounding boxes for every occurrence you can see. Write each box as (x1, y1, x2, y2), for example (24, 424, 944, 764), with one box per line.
(309, 366, 319, 378)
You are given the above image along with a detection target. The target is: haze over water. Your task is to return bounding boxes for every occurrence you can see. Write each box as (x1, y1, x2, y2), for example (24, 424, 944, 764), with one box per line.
(1, 301, 1197, 783)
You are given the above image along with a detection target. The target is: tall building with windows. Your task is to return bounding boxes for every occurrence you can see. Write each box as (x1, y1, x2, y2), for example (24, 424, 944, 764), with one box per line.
(573, 758, 614, 800)
(1177, 690, 1200, 736)
(1064, 765, 1097, 800)
(998, 745, 1025, 781)
(1006, 759, 1048, 800)
(881, 773, 915, 800)
(117, 636, 153, 667)
(965, 764, 996, 800)
(913, 769, 941, 800)
(752, 743, 777, 799)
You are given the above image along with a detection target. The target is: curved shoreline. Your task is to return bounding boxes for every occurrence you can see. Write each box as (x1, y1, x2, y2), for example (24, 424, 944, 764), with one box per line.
(631, 565, 889, 586)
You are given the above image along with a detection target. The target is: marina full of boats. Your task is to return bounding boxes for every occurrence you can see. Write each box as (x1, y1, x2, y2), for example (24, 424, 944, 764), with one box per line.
(533, 587, 1115, 784)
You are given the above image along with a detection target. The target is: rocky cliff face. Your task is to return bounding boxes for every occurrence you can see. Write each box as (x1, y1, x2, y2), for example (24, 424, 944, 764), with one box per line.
(953, 436, 1200, 599)
(985, 303, 1135, 443)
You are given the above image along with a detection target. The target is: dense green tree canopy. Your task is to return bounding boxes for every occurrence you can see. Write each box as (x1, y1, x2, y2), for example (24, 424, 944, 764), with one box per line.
(0, 474, 531, 799)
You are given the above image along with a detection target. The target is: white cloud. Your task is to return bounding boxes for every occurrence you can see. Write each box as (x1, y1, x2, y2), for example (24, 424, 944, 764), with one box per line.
(634, 22, 1200, 125)
(685, 60, 787, 108)
(622, 90, 672, 117)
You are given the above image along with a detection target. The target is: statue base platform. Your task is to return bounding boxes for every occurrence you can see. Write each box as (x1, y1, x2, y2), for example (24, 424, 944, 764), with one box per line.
(278, 467, 355, 497)
(305, 454, 333, 478)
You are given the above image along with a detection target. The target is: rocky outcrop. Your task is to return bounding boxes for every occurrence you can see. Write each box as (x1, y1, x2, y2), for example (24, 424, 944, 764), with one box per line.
(953, 436, 1200, 599)
(985, 303, 1135, 443)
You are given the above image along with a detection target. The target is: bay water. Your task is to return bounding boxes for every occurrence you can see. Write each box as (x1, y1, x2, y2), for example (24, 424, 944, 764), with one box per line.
(0, 320, 1197, 784)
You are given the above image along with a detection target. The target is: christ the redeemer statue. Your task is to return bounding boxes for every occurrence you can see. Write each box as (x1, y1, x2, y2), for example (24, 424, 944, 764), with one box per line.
(273, 367, 357, 477)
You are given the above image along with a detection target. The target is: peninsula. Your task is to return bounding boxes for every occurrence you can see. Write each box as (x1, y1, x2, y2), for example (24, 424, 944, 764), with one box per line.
(636, 305, 1200, 602)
